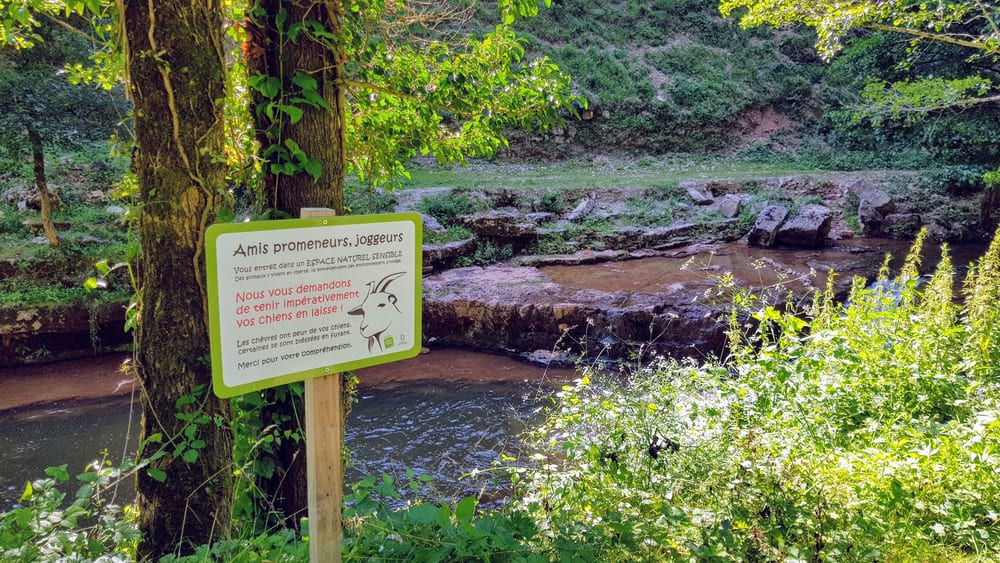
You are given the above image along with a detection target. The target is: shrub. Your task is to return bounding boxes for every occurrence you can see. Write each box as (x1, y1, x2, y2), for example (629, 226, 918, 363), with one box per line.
(417, 193, 477, 225)
(510, 230, 1000, 560)
(345, 184, 397, 215)
(454, 241, 514, 267)
(918, 165, 990, 195)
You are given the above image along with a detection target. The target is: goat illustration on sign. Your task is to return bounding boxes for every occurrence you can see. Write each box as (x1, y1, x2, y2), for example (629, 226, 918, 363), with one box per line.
(348, 271, 406, 353)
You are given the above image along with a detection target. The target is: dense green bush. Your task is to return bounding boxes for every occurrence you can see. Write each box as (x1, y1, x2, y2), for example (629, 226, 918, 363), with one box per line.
(918, 165, 991, 195)
(510, 230, 1000, 560)
(417, 192, 478, 224)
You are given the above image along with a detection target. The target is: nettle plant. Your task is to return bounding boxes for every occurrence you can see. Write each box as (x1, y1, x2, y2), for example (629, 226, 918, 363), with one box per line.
(512, 228, 1000, 561)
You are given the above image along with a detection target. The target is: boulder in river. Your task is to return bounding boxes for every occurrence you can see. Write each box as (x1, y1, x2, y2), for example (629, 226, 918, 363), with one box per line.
(747, 204, 789, 247)
(775, 204, 832, 248)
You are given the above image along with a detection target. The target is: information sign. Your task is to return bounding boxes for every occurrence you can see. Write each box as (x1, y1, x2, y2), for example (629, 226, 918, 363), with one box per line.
(206, 213, 422, 398)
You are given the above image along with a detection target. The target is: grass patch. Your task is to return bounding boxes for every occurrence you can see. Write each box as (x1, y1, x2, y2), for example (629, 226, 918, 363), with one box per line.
(423, 225, 475, 245)
(395, 155, 827, 193)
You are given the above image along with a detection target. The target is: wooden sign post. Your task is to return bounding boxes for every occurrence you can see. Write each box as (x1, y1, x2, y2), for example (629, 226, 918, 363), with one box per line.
(301, 208, 342, 562)
(204, 209, 422, 562)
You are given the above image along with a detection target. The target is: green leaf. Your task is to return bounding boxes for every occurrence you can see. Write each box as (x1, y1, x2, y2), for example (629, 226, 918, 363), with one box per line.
(76, 471, 100, 483)
(182, 449, 199, 463)
(75, 483, 94, 499)
(407, 503, 439, 525)
(292, 73, 319, 92)
(283, 138, 305, 159)
(19, 481, 33, 502)
(278, 104, 304, 124)
(45, 464, 70, 482)
(176, 394, 197, 408)
(435, 504, 452, 529)
(302, 158, 322, 181)
(249, 74, 281, 99)
(454, 496, 476, 523)
(148, 467, 167, 483)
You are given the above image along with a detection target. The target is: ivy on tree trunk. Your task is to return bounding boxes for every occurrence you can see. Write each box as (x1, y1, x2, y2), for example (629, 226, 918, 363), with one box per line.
(242, 0, 351, 526)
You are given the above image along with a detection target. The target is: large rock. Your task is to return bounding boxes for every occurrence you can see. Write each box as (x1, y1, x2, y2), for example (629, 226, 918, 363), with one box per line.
(420, 212, 447, 234)
(686, 186, 714, 205)
(775, 204, 832, 247)
(422, 265, 728, 361)
(857, 188, 895, 234)
(565, 198, 594, 222)
(423, 238, 476, 272)
(710, 194, 743, 218)
(881, 213, 923, 238)
(747, 205, 789, 247)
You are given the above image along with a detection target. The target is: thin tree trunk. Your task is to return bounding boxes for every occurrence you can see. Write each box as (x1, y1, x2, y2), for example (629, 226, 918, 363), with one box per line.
(26, 122, 59, 246)
(123, 0, 233, 557)
(982, 187, 1000, 233)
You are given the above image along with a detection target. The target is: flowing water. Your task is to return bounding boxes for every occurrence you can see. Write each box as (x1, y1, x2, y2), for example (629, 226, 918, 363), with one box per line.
(0, 350, 574, 511)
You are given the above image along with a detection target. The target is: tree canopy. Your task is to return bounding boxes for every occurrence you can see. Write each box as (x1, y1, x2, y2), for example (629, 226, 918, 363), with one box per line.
(719, 0, 1000, 122)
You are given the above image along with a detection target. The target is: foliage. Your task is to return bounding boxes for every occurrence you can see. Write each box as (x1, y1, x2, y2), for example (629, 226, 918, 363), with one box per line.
(344, 183, 396, 215)
(417, 192, 478, 224)
(342, 471, 539, 561)
(719, 0, 1000, 181)
(0, 17, 125, 162)
(424, 225, 475, 245)
(455, 241, 515, 267)
(0, 456, 141, 561)
(510, 0, 841, 152)
(537, 190, 564, 213)
(158, 528, 307, 562)
(919, 165, 992, 195)
(511, 229, 1000, 560)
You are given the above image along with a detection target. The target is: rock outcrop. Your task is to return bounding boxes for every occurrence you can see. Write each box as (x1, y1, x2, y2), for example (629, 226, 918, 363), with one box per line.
(0, 301, 131, 366)
(422, 265, 728, 362)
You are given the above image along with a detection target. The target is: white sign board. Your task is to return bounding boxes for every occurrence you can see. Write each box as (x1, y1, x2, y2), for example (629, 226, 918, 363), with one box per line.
(206, 213, 422, 397)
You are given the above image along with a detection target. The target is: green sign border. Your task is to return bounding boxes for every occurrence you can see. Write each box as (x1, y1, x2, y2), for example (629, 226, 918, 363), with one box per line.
(206, 213, 423, 398)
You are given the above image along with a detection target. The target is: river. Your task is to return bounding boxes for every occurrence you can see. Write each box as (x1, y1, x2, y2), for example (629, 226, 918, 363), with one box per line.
(0, 349, 577, 511)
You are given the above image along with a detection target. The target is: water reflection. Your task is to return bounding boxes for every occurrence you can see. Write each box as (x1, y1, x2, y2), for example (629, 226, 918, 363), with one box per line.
(541, 239, 988, 299)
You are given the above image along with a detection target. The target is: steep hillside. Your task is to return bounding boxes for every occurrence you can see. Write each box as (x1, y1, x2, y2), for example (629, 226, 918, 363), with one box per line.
(481, 0, 998, 171)
(501, 0, 841, 156)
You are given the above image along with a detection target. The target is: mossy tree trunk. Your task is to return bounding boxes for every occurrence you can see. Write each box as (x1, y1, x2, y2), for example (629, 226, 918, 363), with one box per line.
(243, 0, 348, 525)
(123, 0, 233, 557)
(25, 121, 59, 246)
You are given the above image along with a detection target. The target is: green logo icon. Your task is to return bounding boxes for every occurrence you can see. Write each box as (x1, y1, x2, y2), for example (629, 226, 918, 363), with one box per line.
(383, 336, 395, 349)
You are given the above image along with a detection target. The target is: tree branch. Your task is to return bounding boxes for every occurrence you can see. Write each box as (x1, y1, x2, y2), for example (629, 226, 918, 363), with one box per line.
(866, 23, 995, 53)
(866, 92, 1000, 116)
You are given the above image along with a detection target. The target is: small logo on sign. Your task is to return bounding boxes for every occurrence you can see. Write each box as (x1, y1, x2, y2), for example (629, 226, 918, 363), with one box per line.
(383, 336, 395, 349)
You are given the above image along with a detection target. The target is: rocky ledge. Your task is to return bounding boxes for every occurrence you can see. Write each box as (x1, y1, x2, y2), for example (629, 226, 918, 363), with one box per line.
(0, 301, 131, 366)
(422, 264, 728, 364)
